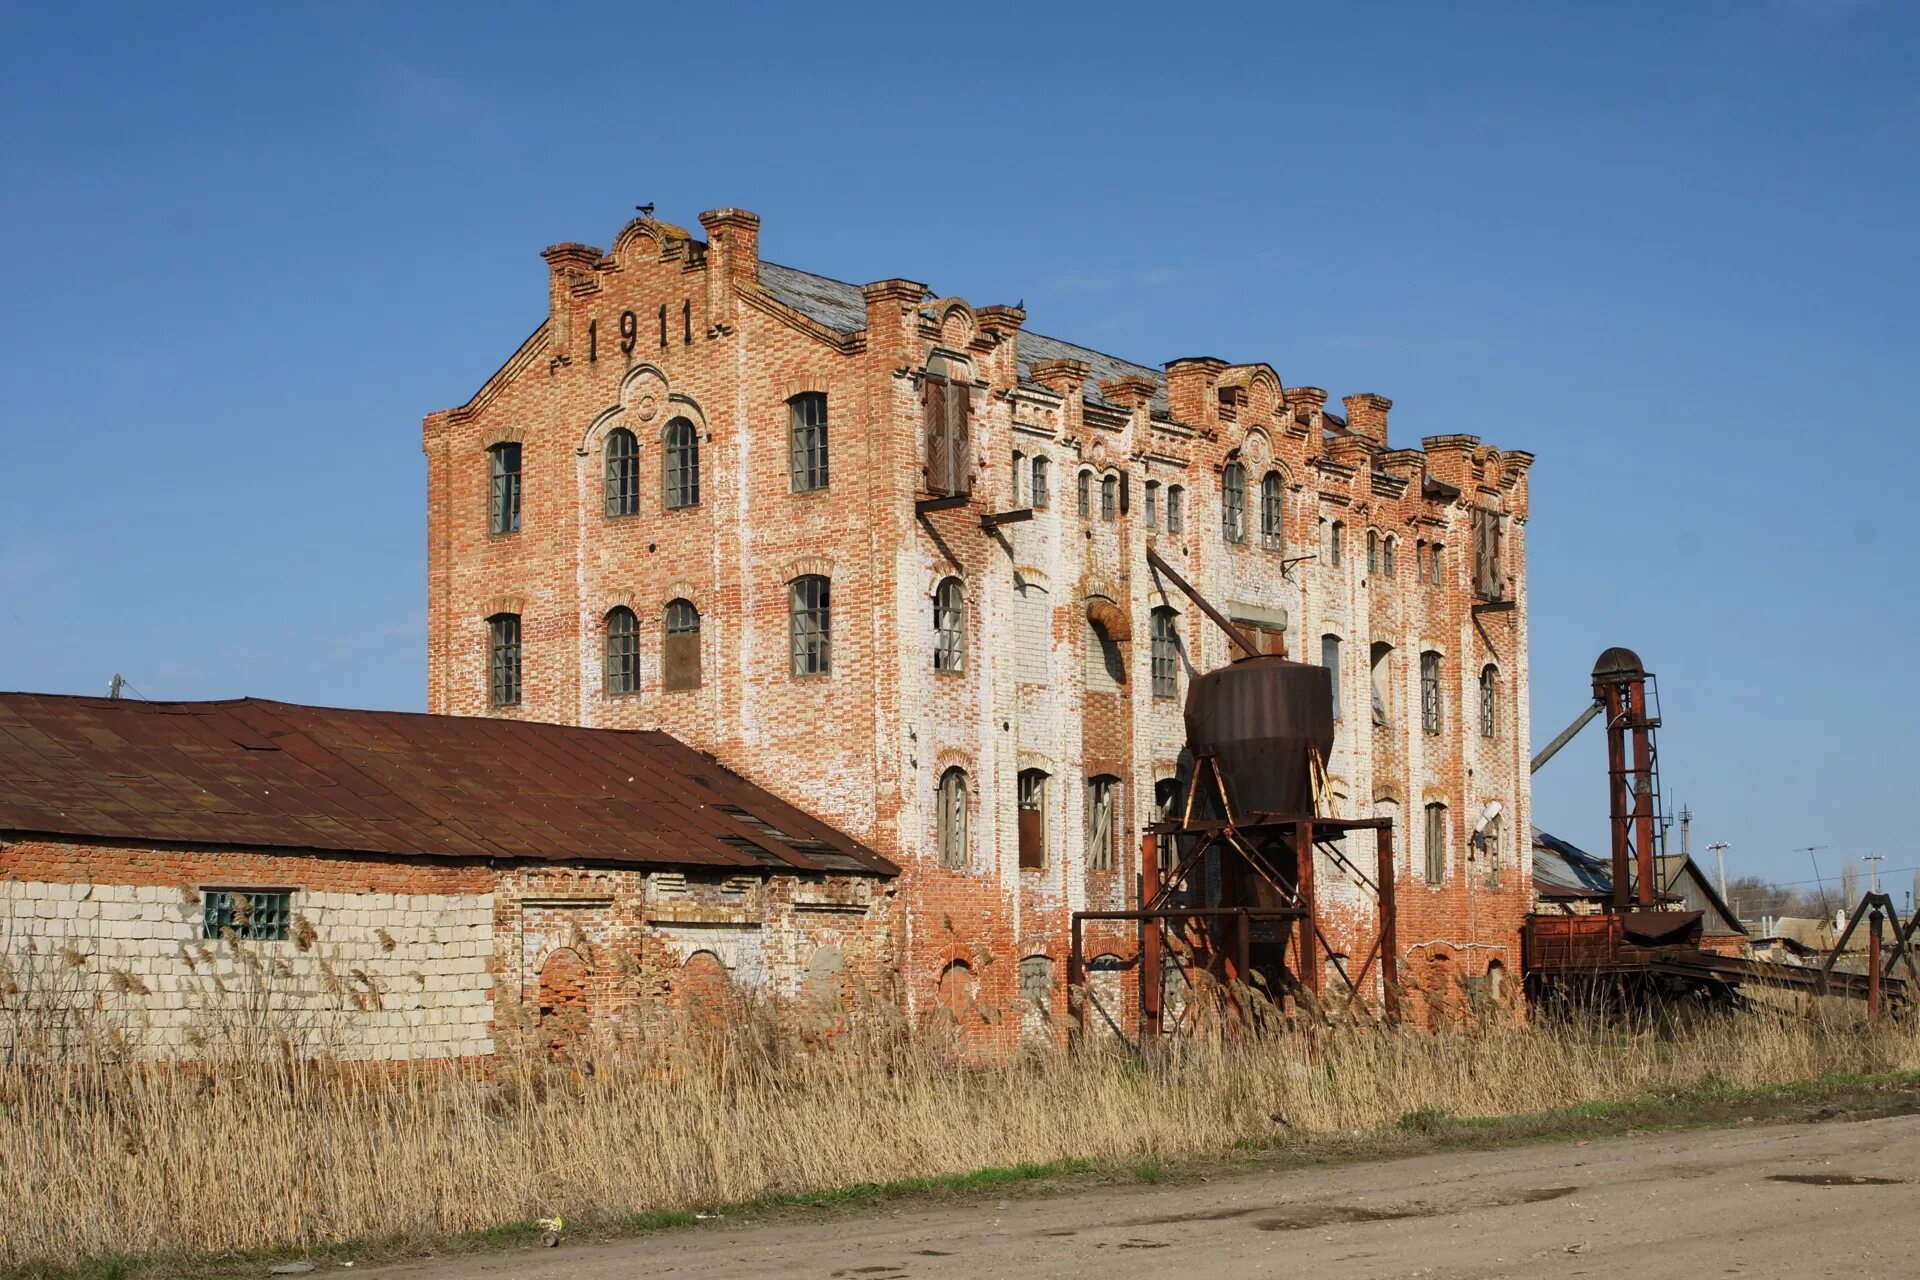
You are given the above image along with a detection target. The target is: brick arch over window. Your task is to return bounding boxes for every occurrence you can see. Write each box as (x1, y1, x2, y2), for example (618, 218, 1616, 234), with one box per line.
(676, 950, 735, 1032)
(576, 364, 669, 456)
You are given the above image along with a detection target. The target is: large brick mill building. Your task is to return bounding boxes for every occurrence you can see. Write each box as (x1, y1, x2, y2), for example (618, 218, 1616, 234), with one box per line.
(423, 207, 1535, 1039)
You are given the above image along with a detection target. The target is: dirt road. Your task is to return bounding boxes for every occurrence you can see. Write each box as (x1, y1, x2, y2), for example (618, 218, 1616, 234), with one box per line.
(371, 1114, 1918, 1279)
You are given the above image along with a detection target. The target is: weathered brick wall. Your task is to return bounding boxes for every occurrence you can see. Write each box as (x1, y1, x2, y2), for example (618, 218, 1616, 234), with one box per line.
(425, 206, 1536, 1040)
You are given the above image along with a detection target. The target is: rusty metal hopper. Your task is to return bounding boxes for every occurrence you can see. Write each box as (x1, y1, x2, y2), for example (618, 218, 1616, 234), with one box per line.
(1183, 655, 1333, 819)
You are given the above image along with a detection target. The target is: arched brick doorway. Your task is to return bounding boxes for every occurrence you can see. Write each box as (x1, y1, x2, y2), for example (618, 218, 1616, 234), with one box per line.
(537, 948, 592, 1056)
(677, 950, 736, 1033)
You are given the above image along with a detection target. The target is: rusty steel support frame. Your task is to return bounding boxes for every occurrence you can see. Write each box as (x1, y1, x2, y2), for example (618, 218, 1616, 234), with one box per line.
(1595, 669, 1658, 911)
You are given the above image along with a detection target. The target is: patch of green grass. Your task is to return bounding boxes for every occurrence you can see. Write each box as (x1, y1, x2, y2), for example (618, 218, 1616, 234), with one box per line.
(1132, 1156, 1166, 1183)
(1397, 1106, 1452, 1134)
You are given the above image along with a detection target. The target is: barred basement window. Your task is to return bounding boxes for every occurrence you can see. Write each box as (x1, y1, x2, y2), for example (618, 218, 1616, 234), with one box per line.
(604, 427, 639, 517)
(488, 613, 521, 707)
(1101, 474, 1118, 521)
(1077, 469, 1092, 517)
(1421, 650, 1442, 734)
(604, 606, 639, 695)
(1031, 455, 1050, 510)
(1165, 485, 1184, 534)
(1017, 769, 1047, 870)
(790, 575, 831, 676)
(202, 889, 291, 942)
(664, 417, 700, 508)
(1087, 776, 1118, 871)
(488, 442, 521, 534)
(1480, 665, 1498, 739)
(1424, 802, 1447, 885)
(1220, 463, 1246, 543)
(663, 598, 701, 690)
(933, 577, 965, 672)
(937, 767, 969, 869)
(1150, 607, 1180, 699)
(1143, 480, 1159, 530)
(1260, 472, 1285, 550)
(789, 393, 828, 492)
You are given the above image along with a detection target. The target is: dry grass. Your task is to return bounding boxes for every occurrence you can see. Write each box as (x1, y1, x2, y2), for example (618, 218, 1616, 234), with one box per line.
(3, 979, 1917, 1273)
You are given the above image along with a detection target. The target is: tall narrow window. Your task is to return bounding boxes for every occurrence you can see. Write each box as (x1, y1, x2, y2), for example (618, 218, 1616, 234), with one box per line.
(1031, 455, 1050, 510)
(1077, 470, 1092, 517)
(1416, 539, 1428, 581)
(1383, 535, 1397, 577)
(1011, 450, 1024, 505)
(1366, 529, 1379, 575)
(488, 443, 521, 534)
(933, 577, 965, 672)
(488, 613, 521, 707)
(1166, 485, 1184, 534)
(604, 606, 638, 694)
(922, 361, 971, 497)
(1220, 463, 1246, 543)
(1087, 776, 1118, 871)
(1329, 520, 1345, 567)
(1424, 802, 1446, 884)
(1260, 472, 1284, 550)
(1430, 543, 1445, 584)
(1017, 769, 1047, 870)
(1483, 811, 1502, 887)
(1151, 607, 1180, 699)
(1144, 480, 1159, 530)
(1015, 575, 1050, 684)
(1479, 665, 1498, 739)
(789, 393, 829, 492)
(663, 599, 701, 690)
(1321, 634, 1343, 721)
(604, 429, 638, 517)
(1370, 642, 1393, 727)
(1100, 474, 1118, 521)
(937, 767, 969, 869)
(664, 418, 700, 508)
(790, 575, 831, 676)
(1421, 650, 1442, 734)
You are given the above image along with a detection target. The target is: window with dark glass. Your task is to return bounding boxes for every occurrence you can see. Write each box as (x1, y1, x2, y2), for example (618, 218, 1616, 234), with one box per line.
(933, 577, 965, 672)
(1151, 607, 1180, 699)
(488, 443, 521, 534)
(1017, 769, 1047, 870)
(1166, 485, 1184, 534)
(1100, 474, 1117, 521)
(789, 393, 828, 492)
(1421, 650, 1442, 734)
(1260, 472, 1284, 550)
(663, 598, 701, 690)
(1220, 463, 1246, 543)
(1366, 529, 1379, 575)
(1077, 470, 1092, 517)
(604, 428, 639, 517)
(202, 889, 291, 942)
(604, 606, 639, 694)
(1330, 520, 1345, 567)
(1383, 535, 1397, 577)
(938, 767, 969, 868)
(664, 417, 700, 508)
(790, 575, 831, 676)
(1031, 455, 1050, 510)
(488, 613, 521, 707)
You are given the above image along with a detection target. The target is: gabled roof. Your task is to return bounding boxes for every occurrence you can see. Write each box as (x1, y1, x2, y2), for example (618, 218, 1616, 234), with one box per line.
(756, 261, 1169, 413)
(0, 693, 893, 876)
(1530, 826, 1745, 936)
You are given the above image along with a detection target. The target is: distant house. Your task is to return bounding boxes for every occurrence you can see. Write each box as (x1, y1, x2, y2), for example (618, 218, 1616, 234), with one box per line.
(1530, 826, 1748, 956)
(0, 693, 896, 1061)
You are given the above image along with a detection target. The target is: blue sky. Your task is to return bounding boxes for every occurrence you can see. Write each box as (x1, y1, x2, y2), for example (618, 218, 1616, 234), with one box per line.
(2, 1, 1913, 892)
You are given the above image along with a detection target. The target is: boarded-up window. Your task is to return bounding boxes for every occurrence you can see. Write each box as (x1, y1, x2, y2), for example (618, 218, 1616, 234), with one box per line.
(1425, 802, 1447, 884)
(1087, 776, 1118, 871)
(1015, 575, 1050, 684)
(1471, 507, 1503, 599)
(1017, 769, 1047, 870)
(938, 767, 969, 868)
(1483, 811, 1503, 888)
(1086, 618, 1124, 692)
(922, 365, 971, 497)
(663, 599, 701, 690)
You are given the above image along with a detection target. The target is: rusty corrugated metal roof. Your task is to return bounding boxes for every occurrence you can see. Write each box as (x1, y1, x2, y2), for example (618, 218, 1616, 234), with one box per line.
(0, 693, 894, 876)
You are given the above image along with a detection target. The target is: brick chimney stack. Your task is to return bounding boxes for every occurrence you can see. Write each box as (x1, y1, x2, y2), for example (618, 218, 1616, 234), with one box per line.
(1165, 357, 1228, 428)
(540, 242, 600, 362)
(1342, 393, 1393, 446)
(697, 208, 761, 284)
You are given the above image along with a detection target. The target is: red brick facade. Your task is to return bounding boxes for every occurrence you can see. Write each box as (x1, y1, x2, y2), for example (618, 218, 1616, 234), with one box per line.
(425, 207, 1536, 1038)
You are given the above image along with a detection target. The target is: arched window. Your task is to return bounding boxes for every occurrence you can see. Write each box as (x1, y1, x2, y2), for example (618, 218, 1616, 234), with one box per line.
(790, 575, 831, 675)
(603, 428, 638, 517)
(1086, 775, 1119, 870)
(1321, 634, 1343, 720)
(1482, 809, 1503, 887)
(1421, 650, 1443, 734)
(1143, 480, 1160, 530)
(604, 606, 638, 695)
(1479, 665, 1498, 739)
(663, 417, 700, 508)
(937, 767, 969, 868)
(1030, 455, 1051, 510)
(1430, 542, 1445, 584)
(1100, 474, 1118, 521)
(1150, 607, 1180, 699)
(933, 577, 965, 672)
(789, 393, 828, 492)
(1370, 642, 1393, 727)
(1383, 535, 1397, 577)
(1076, 469, 1092, 517)
(1329, 520, 1345, 567)
(1424, 801, 1447, 884)
(1011, 449, 1024, 504)
(1165, 485, 1185, 534)
(1366, 529, 1379, 575)
(1260, 472, 1284, 550)
(1017, 769, 1048, 869)
(487, 613, 521, 707)
(663, 599, 701, 690)
(488, 443, 521, 534)
(1220, 463, 1246, 543)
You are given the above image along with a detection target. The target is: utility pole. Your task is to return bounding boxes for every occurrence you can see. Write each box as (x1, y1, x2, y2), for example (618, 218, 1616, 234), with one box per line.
(1864, 852, 1884, 894)
(1706, 841, 1729, 902)
(1799, 845, 1833, 916)
(108, 673, 125, 699)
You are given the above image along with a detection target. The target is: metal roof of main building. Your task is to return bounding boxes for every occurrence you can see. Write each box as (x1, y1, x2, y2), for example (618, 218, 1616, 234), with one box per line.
(0, 693, 894, 876)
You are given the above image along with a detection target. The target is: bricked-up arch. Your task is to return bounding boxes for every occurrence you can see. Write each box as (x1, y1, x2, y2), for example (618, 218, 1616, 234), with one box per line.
(803, 944, 848, 1032)
(935, 959, 983, 1027)
(677, 949, 735, 1032)
(1018, 954, 1055, 1048)
(537, 946, 592, 1057)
